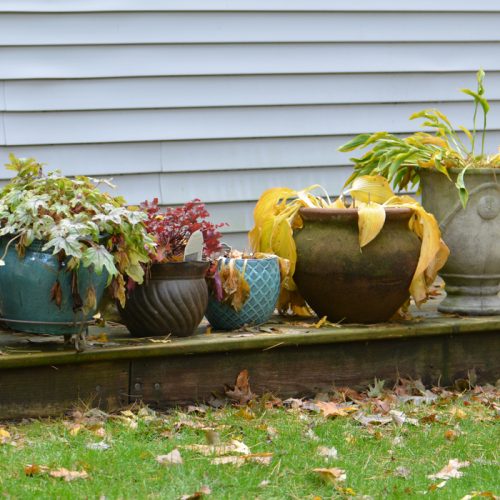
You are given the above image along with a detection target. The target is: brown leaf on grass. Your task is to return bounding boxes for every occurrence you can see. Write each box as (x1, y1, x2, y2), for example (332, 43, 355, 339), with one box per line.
(156, 449, 183, 466)
(180, 485, 212, 500)
(49, 468, 89, 481)
(428, 459, 470, 480)
(184, 439, 250, 457)
(313, 467, 346, 484)
(354, 412, 392, 426)
(0, 428, 11, 444)
(394, 466, 411, 479)
(211, 453, 272, 467)
(225, 369, 255, 404)
(444, 429, 459, 441)
(316, 401, 357, 418)
(461, 492, 499, 499)
(317, 446, 338, 460)
(24, 464, 49, 476)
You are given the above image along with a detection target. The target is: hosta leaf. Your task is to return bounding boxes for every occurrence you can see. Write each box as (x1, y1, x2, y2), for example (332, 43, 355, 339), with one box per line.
(82, 245, 118, 277)
(271, 216, 297, 277)
(358, 202, 386, 248)
(347, 175, 394, 204)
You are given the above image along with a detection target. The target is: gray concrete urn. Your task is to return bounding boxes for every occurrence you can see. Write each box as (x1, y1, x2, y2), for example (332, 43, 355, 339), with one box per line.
(420, 168, 500, 315)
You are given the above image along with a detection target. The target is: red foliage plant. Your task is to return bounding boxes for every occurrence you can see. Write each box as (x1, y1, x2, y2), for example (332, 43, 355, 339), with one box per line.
(140, 198, 226, 263)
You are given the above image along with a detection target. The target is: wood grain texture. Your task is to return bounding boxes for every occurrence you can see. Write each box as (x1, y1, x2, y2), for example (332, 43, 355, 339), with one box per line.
(130, 331, 500, 407)
(0, 361, 129, 419)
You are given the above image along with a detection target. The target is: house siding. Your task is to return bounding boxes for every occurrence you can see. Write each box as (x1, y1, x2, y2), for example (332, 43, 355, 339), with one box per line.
(0, 1, 499, 248)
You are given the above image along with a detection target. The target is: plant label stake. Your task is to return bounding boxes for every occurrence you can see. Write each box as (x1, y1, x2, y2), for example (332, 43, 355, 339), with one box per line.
(183, 230, 203, 261)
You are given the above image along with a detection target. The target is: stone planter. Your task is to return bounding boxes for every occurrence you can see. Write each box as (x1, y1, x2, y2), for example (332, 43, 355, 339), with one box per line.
(205, 256, 280, 330)
(119, 261, 209, 337)
(0, 238, 108, 335)
(420, 168, 500, 315)
(293, 207, 421, 323)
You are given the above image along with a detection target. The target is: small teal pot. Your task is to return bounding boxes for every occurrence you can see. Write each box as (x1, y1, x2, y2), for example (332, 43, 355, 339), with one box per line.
(205, 256, 280, 330)
(0, 238, 108, 335)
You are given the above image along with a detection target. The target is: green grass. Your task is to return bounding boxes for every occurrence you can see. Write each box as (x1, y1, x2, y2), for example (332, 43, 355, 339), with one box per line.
(0, 389, 498, 499)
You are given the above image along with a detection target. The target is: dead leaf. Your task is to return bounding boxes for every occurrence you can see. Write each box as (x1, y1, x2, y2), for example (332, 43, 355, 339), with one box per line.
(312, 315, 328, 328)
(394, 466, 411, 479)
(180, 485, 212, 500)
(50, 280, 63, 308)
(444, 429, 458, 441)
(156, 449, 183, 466)
(313, 467, 346, 484)
(354, 412, 392, 426)
(316, 401, 357, 418)
(24, 464, 49, 476)
(0, 428, 11, 444)
(183, 439, 250, 457)
(317, 446, 338, 460)
(389, 410, 419, 427)
(49, 468, 89, 481)
(428, 459, 470, 480)
(304, 428, 320, 441)
(204, 429, 221, 445)
(225, 369, 255, 404)
(211, 453, 272, 467)
(451, 407, 467, 420)
(86, 441, 111, 451)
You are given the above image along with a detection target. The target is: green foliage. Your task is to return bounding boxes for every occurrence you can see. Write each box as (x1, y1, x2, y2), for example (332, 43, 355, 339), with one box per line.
(340, 70, 500, 207)
(0, 155, 155, 307)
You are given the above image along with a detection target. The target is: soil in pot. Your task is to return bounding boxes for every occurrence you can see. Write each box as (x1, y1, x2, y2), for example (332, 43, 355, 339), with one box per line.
(0, 239, 108, 335)
(205, 256, 280, 330)
(119, 261, 209, 337)
(293, 207, 421, 323)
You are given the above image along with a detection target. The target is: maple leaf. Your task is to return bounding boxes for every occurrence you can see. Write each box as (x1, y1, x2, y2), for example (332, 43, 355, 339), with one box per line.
(156, 449, 183, 466)
(428, 459, 470, 480)
(225, 369, 255, 404)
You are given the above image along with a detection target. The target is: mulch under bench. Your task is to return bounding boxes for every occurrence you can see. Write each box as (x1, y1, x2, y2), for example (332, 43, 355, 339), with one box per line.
(0, 299, 499, 419)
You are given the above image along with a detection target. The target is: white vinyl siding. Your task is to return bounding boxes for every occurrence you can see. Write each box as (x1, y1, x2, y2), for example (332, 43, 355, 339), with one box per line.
(0, 1, 499, 247)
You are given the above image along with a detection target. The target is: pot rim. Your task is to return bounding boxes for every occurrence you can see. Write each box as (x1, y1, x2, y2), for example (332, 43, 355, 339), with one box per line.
(219, 255, 278, 263)
(148, 260, 210, 279)
(420, 167, 500, 176)
(298, 206, 414, 221)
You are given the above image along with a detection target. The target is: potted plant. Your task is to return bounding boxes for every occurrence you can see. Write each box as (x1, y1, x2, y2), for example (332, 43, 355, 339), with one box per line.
(205, 250, 281, 330)
(339, 70, 500, 315)
(0, 155, 154, 346)
(118, 198, 225, 337)
(249, 177, 449, 323)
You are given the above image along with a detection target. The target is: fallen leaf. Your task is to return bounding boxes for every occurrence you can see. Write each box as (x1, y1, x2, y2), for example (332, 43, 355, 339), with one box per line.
(259, 480, 271, 488)
(86, 441, 111, 451)
(156, 449, 183, 466)
(389, 410, 419, 427)
(394, 466, 411, 479)
(24, 464, 49, 476)
(317, 446, 338, 460)
(180, 485, 212, 500)
(305, 429, 320, 441)
(428, 459, 470, 480)
(451, 407, 467, 420)
(313, 467, 346, 484)
(204, 429, 221, 445)
(211, 453, 272, 467)
(184, 440, 250, 457)
(354, 412, 392, 426)
(225, 369, 255, 404)
(312, 316, 328, 328)
(316, 401, 357, 418)
(0, 428, 11, 444)
(444, 429, 458, 441)
(49, 468, 89, 482)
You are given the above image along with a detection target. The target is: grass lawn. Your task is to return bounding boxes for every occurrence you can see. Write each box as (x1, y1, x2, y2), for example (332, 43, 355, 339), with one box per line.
(0, 378, 498, 499)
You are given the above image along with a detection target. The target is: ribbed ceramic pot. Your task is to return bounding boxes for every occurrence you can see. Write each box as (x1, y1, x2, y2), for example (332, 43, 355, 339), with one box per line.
(293, 207, 421, 323)
(420, 168, 500, 315)
(205, 256, 280, 330)
(119, 261, 209, 337)
(0, 238, 108, 335)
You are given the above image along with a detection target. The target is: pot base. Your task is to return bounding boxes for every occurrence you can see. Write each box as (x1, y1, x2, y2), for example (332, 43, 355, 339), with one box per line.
(438, 279, 500, 315)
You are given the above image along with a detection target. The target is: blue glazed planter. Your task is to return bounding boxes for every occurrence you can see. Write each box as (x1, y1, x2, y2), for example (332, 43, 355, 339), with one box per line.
(205, 256, 280, 330)
(0, 238, 108, 335)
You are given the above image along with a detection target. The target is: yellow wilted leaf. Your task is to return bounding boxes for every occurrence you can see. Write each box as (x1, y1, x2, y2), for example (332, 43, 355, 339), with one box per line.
(348, 175, 394, 204)
(358, 202, 386, 248)
(271, 217, 297, 277)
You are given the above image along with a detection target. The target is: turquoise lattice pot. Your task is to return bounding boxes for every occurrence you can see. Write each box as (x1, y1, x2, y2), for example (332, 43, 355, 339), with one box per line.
(206, 256, 280, 330)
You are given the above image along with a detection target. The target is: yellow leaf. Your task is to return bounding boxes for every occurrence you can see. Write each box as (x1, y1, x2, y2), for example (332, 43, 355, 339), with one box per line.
(348, 175, 394, 204)
(313, 467, 346, 484)
(358, 202, 386, 248)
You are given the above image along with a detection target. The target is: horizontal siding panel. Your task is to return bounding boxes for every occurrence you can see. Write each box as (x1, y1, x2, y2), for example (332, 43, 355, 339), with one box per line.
(6, 72, 500, 111)
(88, 166, 348, 205)
(1, 13, 500, 45)
(1, 43, 500, 79)
(3, 102, 500, 145)
(1, 1, 500, 13)
(2, 131, 499, 178)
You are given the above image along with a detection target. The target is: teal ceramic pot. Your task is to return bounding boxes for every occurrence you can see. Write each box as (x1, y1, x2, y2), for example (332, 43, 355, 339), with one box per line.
(0, 238, 108, 335)
(206, 256, 280, 330)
